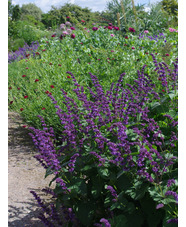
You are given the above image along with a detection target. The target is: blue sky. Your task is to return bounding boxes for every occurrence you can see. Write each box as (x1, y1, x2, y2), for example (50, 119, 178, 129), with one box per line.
(12, 0, 161, 13)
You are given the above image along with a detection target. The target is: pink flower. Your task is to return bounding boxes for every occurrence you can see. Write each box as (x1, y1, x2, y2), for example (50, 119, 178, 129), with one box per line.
(166, 54, 170, 56)
(111, 50, 114, 52)
(132, 47, 135, 49)
(50, 85, 54, 88)
(35, 79, 39, 82)
(125, 36, 129, 39)
(24, 96, 28, 99)
(81, 20, 85, 23)
(22, 125, 27, 128)
(62, 31, 68, 35)
(20, 108, 24, 111)
(110, 34, 115, 37)
(144, 30, 149, 33)
(22, 75, 26, 77)
(71, 33, 75, 39)
(70, 27, 75, 30)
(42, 107, 46, 110)
(169, 28, 176, 32)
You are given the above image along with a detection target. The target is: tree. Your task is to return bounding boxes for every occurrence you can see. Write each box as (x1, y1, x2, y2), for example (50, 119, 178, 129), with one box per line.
(12, 5, 21, 21)
(161, 0, 178, 17)
(8, 0, 13, 18)
(21, 3, 43, 21)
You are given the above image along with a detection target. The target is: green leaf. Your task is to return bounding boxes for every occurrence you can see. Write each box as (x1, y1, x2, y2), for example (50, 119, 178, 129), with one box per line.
(68, 178, 87, 195)
(111, 214, 127, 227)
(98, 167, 109, 179)
(148, 186, 163, 202)
(126, 181, 149, 200)
(168, 90, 178, 100)
(74, 202, 95, 226)
(45, 166, 54, 178)
(140, 193, 165, 227)
(116, 172, 133, 191)
(91, 176, 103, 198)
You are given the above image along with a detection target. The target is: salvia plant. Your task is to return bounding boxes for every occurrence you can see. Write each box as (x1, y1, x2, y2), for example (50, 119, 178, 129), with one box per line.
(8, 41, 40, 63)
(29, 54, 178, 226)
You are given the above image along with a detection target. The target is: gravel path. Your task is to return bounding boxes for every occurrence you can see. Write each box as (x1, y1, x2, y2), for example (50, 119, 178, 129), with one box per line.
(8, 112, 55, 227)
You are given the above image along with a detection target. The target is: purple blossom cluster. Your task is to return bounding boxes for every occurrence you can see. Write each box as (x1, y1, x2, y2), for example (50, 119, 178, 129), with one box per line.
(165, 190, 178, 202)
(29, 115, 61, 173)
(100, 218, 111, 227)
(8, 41, 39, 63)
(139, 32, 167, 42)
(30, 190, 78, 226)
(151, 53, 178, 91)
(106, 185, 118, 202)
(30, 57, 178, 182)
(29, 56, 178, 226)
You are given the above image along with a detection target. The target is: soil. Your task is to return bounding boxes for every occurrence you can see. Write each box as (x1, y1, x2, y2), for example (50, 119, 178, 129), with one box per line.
(8, 112, 56, 227)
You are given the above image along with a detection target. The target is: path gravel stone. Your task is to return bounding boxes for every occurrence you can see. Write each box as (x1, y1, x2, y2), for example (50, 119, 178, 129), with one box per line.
(8, 112, 55, 227)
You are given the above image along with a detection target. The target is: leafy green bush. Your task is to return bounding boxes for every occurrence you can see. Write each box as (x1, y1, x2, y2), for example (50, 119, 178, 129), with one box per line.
(8, 37, 25, 52)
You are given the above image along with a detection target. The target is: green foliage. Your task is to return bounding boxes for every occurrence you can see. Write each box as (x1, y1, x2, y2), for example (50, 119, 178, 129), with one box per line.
(161, 0, 178, 17)
(21, 3, 43, 21)
(8, 0, 14, 18)
(8, 38, 25, 52)
(41, 3, 100, 29)
(12, 4, 21, 21)
(21, 14, 46, 30)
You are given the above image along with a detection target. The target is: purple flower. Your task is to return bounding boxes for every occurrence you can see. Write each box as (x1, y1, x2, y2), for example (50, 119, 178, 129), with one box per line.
(156, 203, 164, 209)
(56, 178, 69, 191)
(167, 218, 178, 224)
(106, 185, 118, 201)
(167, 179, 176, 188)
(100, 218, 111, 227)
(165, 191, 178, 202)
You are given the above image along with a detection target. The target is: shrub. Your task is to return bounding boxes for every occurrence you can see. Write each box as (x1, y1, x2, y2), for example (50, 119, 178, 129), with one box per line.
(29, 55, 178, 226)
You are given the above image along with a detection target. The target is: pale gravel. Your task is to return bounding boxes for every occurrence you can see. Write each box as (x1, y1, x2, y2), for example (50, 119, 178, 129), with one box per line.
(8, 112, 56, 227)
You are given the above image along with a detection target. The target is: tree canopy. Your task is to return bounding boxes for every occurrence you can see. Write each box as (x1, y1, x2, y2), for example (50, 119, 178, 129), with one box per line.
(21, 3, 43, 21)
